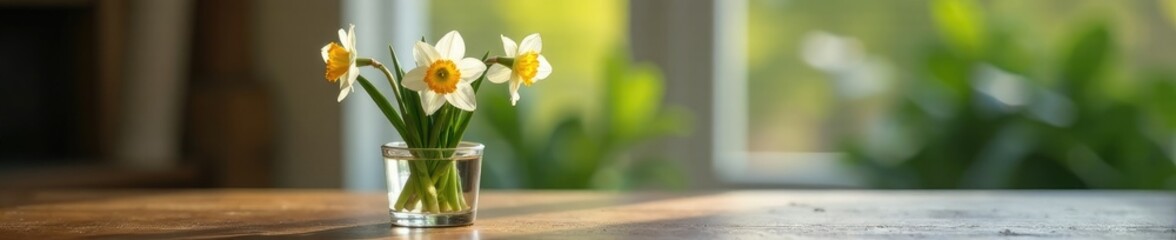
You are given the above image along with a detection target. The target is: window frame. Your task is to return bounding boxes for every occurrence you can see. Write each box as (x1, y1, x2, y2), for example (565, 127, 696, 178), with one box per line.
(709, 0, 863, 187)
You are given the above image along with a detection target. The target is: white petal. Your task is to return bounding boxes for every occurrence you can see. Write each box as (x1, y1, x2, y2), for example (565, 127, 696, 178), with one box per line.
(337, 28, 349, 48)
(346, 65, 360, 86)
(500, 35, 518, 57)
(435, 31, 465, 60)
(535, 54, 552, 80)
(346, 24, 357, 51)
(338, 67, 356, 100)
(401, 67, 428, 91)
(457, 58, 486, 83)
(421, 91, 446, 115)
(445, 84, 477, 111)
(338, 68, 352, 89)
(519, 33, 542, 53)
(320, 44, 331, 62)
(337, 85, 351, 102)
(486, 64, 512, 83)
(413, 41, 440, 67)
(509, 78, 521, 106)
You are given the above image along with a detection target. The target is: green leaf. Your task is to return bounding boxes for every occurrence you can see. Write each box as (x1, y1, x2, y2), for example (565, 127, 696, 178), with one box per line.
(930, 0, 987, 57)
(609, 63, 663, 141)
(1144, 73, 1176, 129)
(602, 49, 668, 145)
(1059, 22, 1112, 100)
(356, 75, 414, 145)
(986, 25, 1032, 75)
(924, 46, 971, 103)
(389, 45, 428, 144)
(540, 117, 598, 188)
(447, 52, 492, 148)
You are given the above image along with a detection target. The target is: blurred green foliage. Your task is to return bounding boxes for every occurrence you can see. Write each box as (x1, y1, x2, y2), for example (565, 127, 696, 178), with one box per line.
(472, 49, 691, 189)
(1165, 0, 1176, 28)
(841, 0, 1176, 189)
(428, 0, 695, 189)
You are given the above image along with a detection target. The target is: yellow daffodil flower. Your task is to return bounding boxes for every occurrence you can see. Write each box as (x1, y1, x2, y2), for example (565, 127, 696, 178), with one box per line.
(402, 31, 486, 115)
(321, 24, 359, 102)
(486, 33, 552, 106)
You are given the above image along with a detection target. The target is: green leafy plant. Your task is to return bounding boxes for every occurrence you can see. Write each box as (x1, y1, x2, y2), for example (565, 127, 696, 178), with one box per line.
(840, 0, 1176, 189)
(475, 48, 691, 189)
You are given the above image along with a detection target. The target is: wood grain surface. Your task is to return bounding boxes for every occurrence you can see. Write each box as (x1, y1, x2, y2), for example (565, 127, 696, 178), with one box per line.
(1, 190, 1174, 239)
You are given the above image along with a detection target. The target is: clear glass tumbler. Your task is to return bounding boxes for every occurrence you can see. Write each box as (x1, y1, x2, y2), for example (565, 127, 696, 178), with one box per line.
(382, 141, 483, 227)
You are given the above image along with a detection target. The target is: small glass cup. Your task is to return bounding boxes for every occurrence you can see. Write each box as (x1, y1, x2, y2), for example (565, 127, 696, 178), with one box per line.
(382, 141, 483, 227)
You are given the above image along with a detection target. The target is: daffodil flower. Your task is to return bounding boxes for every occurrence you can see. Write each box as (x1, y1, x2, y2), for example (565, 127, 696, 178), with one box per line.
(486, 33, 552, 106)
(321, 24, 360, 102)
(402, 31, 486, 115)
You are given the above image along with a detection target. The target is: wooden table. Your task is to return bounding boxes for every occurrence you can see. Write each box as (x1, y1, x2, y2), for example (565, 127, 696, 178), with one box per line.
(1, 190, 1174, 239)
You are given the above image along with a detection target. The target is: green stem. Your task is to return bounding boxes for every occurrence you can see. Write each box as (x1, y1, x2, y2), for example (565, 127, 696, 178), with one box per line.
(403, 189, 419, 210)
(394, 163, 426, 212)
(368, 60, 423, 145)
(448, 162, 466, 210)
(389, 46, 429, 143)
(393, 175, 416, 210)
(446, 52, 490, 148)
(437, 185, 452, 212)
(428, 107, 454, 147)
(409, 161, 441, 213)
(429, 160, 452, 186)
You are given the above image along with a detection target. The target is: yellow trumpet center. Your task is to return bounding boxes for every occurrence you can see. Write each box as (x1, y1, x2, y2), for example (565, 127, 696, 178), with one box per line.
(424, 60, 460, 94)
(514, 52, 540, 86)
(324, 42, 352, 82)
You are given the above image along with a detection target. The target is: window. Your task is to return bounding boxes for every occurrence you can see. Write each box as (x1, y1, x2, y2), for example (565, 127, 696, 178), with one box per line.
(713, 0, 1176, 188)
